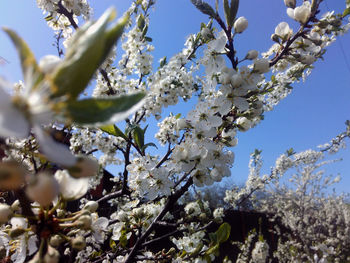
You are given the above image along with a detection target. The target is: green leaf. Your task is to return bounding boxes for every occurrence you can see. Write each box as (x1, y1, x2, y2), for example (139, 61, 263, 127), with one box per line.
(137, 14, 146, 30)
(2, 28, 43, 90)
(51, 9, 128, 100)
(215, 222, 231, 244)
(230, 0, 239, 26)
(132, 126, 145, 150)
(343, 7, 350, 17)
(66, 93, 145, 125)
(141, 142, 158, 153)
(144, 36, 153, 42)
(223, 0, 231, 27)
(159, 56, 167, 68)
(190, 0, 216, 18)
(100, 124, 128, 140)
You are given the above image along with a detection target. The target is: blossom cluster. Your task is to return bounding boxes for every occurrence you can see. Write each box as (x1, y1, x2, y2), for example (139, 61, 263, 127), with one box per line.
(0, 0, 349, 262)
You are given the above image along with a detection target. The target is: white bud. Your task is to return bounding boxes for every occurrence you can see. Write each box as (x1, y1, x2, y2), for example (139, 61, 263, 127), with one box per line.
(293, 3, 311, 24)
(26, 173, 59, 207)
(83, 201, 99, 213)
(245, 50, 259, 60)
(234, 17, 248, 33)
(71, 236, 86, 250)
(0, 204, 13, 224)
(39, 55, 61, 74)
(275, 22, 293, 39)
(236, 117, 252, 131)
(284, 0, 296, 8)
(50, 235, 64, 248)
(76, 214, 92, 229)
(253, 58, 270, 73)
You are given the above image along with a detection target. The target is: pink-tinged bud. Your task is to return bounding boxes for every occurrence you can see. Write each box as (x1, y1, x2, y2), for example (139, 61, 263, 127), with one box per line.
(245, 50, 259, 60)
(0, 203, 13, 224)
(234, 17, 248, 33)
(26, 173, 59, 207)
(284, 0, 296, 8)
(253, 58, 270, 73)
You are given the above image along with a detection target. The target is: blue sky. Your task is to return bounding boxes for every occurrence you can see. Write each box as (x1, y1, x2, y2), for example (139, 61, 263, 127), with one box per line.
(1, 0, 350, 192)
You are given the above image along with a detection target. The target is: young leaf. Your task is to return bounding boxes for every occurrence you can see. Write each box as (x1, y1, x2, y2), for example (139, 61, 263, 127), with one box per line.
(66, 93, 145, 125)
(190, 0, 216, 18)
(51, 9, 128, 100)
(2, 28, 43, 90)
(230, 0, 239, 26)
(100, 124, 128, 140)
(132, 126, 145, 150)
(141, 143, 158, 153)
(215, 222, 231, 244)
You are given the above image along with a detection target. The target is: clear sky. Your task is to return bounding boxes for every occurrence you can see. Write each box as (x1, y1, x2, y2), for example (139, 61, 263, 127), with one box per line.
(1, 0, 349, 192)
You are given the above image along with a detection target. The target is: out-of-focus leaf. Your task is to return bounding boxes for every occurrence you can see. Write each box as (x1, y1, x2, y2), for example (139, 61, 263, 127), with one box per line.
(51, 9, 128, 100)
(2, 28, 43, 90)
(66, 93, 145, 125)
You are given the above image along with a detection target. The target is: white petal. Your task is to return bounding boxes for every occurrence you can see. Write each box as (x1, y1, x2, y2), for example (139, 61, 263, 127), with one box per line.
(34, 126, 76, 167)
(286, 8, 295, 19)
(0, 105, 30, 139)
(54, 170, 89, 200)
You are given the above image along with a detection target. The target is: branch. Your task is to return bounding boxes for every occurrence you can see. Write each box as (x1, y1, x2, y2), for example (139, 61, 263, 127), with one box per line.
(123, 177, 193, 263)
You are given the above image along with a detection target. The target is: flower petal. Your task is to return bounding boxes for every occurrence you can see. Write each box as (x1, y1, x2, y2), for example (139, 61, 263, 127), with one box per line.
(34, 126, 76, 167)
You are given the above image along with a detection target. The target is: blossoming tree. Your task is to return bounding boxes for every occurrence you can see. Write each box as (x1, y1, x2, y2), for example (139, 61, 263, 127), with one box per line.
(0, 0, 350, 262)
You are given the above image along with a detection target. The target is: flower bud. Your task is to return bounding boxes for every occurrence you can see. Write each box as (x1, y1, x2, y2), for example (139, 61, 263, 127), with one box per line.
(76, 215, 92, 229)
(234, 17, 248, 33)
(0, 204, 13, 224)
(245, 50, 258, 60)
(253, 58, 270, 73)
(26, 173, 59, 207)
(293, 3, 311, 24)
(71, 236, 86, 250)
(83, 201, 99, 213)
(50, 235, 64, 248)
(284, 0, 296, 8)
(0, 161, 25, 191)
(275, 22, 292, 40)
